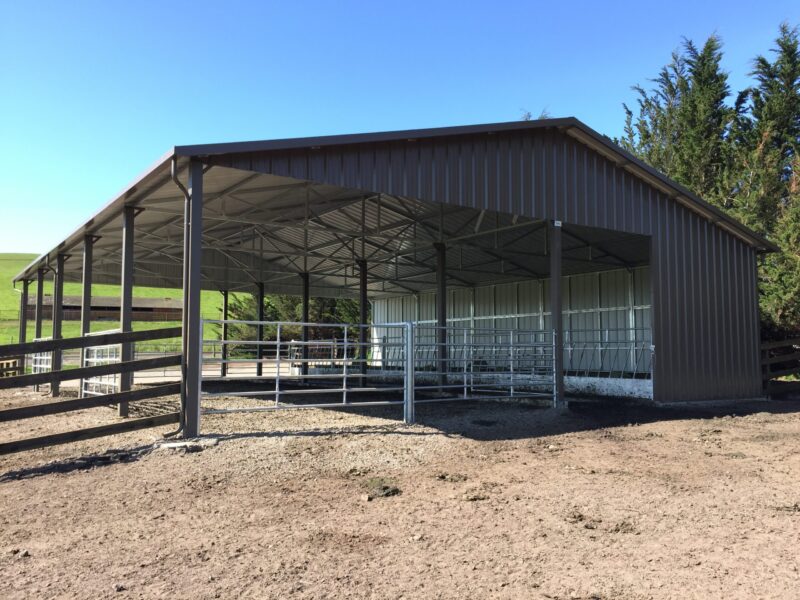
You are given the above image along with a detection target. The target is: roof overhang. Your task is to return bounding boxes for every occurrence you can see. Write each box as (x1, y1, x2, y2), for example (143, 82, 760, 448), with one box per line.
(13, 118, 777, 290)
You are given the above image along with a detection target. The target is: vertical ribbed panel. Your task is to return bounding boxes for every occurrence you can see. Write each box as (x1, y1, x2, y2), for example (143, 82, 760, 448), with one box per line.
(211, 127, 763, 401)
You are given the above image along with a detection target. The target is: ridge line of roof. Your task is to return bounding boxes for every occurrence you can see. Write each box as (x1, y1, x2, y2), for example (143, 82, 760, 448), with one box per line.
(173, 118, 580, 156)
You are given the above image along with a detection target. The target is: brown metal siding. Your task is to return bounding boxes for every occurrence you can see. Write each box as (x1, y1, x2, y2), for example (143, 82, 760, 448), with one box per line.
(209, 127, 763, 402)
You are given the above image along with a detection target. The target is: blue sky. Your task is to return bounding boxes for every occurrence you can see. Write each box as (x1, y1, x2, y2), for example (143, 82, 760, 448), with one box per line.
(0, 0, 797, 253)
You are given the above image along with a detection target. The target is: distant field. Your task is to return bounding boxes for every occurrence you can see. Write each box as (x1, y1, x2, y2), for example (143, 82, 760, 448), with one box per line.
(0, 253, 226, 344)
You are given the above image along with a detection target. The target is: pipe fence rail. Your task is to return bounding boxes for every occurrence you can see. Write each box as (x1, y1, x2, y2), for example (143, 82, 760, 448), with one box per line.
(201, 320, 572, 420)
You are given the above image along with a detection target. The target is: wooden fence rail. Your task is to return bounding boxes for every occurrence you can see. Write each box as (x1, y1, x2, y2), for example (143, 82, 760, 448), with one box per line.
(0, 413, 180, 455)
(762, 338, 800, 397)
(0, 327, 185, 455)
(0, 355, 182, 391)
(0, 358, 22, 377)
(0, 383, 181, 422)
(0, 326, 182, 359)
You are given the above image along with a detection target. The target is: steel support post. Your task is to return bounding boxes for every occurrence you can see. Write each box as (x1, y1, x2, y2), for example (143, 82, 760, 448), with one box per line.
(17, 279, 29, 376)
(300, 272, 309, 377)
(51, 254, 66, 397)
(18, 280, 29, 344)
(357, 259, 368, 379)
(220, 291, 229, 377)
(549, 220, 565, 407)
(119, 205, 135, 416)
(34, 268, 44, 340)
(183, 159, 204, 438)
(403, 322, 415, 424)
(434, 243, 447, 389)
(79, 235, 94, 397)
(256, 282, 265, 377)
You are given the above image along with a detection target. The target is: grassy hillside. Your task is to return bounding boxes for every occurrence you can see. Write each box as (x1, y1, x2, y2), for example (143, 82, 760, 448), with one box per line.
(0, 253, 225, 344)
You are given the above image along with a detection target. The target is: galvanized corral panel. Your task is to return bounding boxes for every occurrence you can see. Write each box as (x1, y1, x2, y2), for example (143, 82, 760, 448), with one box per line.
(209, 126, 762, 401)
(374, 267, 652, 375)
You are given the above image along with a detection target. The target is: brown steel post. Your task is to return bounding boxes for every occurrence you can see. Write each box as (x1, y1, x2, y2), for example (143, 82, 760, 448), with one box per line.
(34, 267, 44, 340)
(357, 260, 368, 379)
(256, 283, 265, 377)
(51, 254, 66, 397)
(79, 235, 94, 397)
(183, 159, 204, 438)
(17, 279, 29, 376)
(18, 280, 29, 344)
(119, 205, 135, 417)
(549, 220, 565, 407)
(220, 291, 229, 377)
(300, 273, 309, 377)
(434, 243, 447, 389)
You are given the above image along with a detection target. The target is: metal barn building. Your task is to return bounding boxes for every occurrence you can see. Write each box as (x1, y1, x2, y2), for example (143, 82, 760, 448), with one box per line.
(11, 118, 776, 439)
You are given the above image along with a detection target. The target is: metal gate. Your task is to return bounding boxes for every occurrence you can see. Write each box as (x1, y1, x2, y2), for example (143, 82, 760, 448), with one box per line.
(81, 329, 121, 397)
(200, 320, 556, 421)
(31, 336, 52, 392)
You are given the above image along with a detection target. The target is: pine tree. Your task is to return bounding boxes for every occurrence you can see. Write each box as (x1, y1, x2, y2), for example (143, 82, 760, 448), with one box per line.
(621, 51, 687, 175)
(761, 155, 800, 334)
(620, 24, 800, 335)
(730, 23, 800, 236)
(621, 36, 734, 207)
(674, 36, 734, 204)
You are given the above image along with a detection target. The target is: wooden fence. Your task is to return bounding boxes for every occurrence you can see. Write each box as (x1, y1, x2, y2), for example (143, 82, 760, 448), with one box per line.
(762, 337, 800, 398)
(0, 357, 22, 378)
(0, 327, 183, 455)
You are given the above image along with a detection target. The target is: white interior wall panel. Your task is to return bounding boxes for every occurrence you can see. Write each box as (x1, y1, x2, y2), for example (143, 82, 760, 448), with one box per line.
(372, 266, 652, 374)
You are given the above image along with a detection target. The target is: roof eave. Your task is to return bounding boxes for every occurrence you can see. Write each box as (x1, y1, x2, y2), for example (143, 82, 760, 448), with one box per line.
(12, 148, 178, 283)
(562, 123, 778, 254)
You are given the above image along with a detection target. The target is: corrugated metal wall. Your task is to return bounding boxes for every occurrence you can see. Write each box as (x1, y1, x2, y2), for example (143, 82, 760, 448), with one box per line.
(372, 267, 652, 374)
(209, 127, 762, 401)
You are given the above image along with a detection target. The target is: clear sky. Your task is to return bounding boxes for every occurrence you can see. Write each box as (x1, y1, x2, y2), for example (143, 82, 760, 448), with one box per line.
(0, 0, 797, 254)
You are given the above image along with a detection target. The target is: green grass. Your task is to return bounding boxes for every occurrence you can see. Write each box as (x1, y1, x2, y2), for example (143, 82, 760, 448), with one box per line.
(0, 253, 226, 344)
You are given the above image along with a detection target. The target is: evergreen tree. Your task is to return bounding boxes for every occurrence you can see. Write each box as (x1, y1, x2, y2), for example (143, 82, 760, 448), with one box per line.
(621, 35, 734, 207)
(730, 23, 800, 235)
(621, 24, 800, 336)
(621, 51, 686, 175)
(223, 290, 365, 347)
(761, 155, 800, 334)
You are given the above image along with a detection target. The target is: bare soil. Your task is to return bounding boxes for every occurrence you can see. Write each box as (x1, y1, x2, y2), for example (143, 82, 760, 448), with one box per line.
(1, 387, 800, 599)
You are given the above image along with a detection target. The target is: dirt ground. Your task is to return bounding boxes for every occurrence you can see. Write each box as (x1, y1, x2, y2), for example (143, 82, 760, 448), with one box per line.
(1, 387, 799, 599)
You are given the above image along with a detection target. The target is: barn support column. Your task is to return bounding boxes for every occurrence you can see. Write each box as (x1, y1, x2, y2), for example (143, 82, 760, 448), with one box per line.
(357, 259, 368, 378)
(80, 235, 94, 338)
(256, 282, 265, 377)
(434, 243, 447, 388)
(183, 159, 204, 438)
(118, 205, 135, 417)
(17, 279, 29, 345)
(17, 279, 29, 378)
(51, 254, 66, 397)
(300, 273, 309, 377)
(79, 235, 94, 397)
(34, 267, 44, 340)
(220, 291, 229, 377)
(549, 220, 565, 407)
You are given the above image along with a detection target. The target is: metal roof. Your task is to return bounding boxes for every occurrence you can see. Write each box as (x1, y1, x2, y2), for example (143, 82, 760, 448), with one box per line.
(12, 117, 777, 295)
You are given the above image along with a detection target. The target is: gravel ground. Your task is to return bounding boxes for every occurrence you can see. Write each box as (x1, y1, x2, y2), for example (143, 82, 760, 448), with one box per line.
(1, 387, 799, 599)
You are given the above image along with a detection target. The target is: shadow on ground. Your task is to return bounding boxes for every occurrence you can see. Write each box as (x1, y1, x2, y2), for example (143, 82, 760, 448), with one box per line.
(0, 444, 154, 483)
(199, 391, 800, 444)
(4, 395, 800, 482)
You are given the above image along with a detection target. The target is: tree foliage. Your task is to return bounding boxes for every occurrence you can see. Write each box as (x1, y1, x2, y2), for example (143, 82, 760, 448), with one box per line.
(223, 289, 364, 347)
(621, 23, 800, 336)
